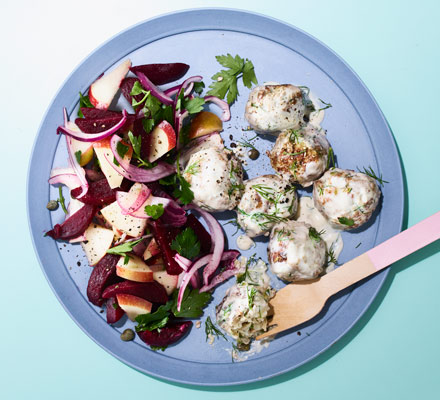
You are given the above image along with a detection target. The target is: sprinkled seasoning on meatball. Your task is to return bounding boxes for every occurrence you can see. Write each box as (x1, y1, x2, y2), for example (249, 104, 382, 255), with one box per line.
(245, 84, 306, 134)
(268, 125, 330, 187)
(237, 175, 297, 238)
(313, 168, 381, 230)
(268, 220, 326, 282)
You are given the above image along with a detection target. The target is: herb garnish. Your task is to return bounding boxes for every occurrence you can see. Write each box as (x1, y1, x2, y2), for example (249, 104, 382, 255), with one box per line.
(127, 131, 154, 169)
(317, 98, 332, 111)
(144, 203, 164, 220)
(171, 227, 201, 259)
(116, 141, 129, 159)
(338, 217, 355, 227)
(237, 254, 257, 284)
(77, 92, 94, 118)
(326, 246, 338, 266)
(327, 147, 335, 169)
(223, 219, 240, 236)
(193, 81, 205, 95)
(106, 238, 143, 264)
(205, 316, 228, 342)
(236, 135, 258, 151)
(308, 227, 325, 242)
(358, 166, 388, 186)
(74, 150, 82, 164)
(247, 287, 258, 309)
(57, 186, 68, 214)
(207, 54, 258, 104)
(171, 288, 212, 318)
(173, 152, 194, 205)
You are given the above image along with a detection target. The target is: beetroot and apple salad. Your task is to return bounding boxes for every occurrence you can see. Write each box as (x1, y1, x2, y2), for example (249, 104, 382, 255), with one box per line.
(44, 58, 247, 350)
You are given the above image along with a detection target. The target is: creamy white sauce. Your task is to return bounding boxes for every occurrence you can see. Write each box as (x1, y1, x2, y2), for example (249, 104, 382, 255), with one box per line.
(229, 337, 273, 362)
(236, 234, 255, 250)
(296, 196, 343, 272)
(308, 91, 325, 127)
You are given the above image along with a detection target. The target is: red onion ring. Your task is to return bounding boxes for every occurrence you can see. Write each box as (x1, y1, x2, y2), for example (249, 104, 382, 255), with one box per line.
(106, 135, 175, 182)
(174, 254, 191, 272)
(134, 71, 173, 105)
(204, 96, 231, 121)
(199, 250, 240, 293)
(48, 173, 81, 191)
(116, 183, 151, 215)
(184, 205, 224, 285)
(58, 108, 128, 142)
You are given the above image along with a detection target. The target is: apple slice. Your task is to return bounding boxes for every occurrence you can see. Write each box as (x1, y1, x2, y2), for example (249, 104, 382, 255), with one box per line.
(153, 269, 179, 295)
(89, 59, 131, 110)
(67, 122, 94, 166)
(100, 200, 147, 237)
(116, 255, 153, 283)
(81, 224, 114, 266)
(116, 294, 152, 321)
(189, 111, 223, 139)
(93, 138, 132, 189)
(147, 120, 176, 162)
(143, 238, 160, 261)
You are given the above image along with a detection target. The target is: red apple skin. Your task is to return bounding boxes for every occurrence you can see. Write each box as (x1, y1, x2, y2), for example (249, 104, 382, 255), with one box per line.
(102, 281, 168, 304)
(147, 121, 176, 162)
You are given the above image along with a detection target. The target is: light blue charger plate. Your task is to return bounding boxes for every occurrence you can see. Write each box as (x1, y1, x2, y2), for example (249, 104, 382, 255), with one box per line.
(27, 9, 404, 386)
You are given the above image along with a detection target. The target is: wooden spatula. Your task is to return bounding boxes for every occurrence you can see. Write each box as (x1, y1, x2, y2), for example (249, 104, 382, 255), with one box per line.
(257, 211, 440, 340)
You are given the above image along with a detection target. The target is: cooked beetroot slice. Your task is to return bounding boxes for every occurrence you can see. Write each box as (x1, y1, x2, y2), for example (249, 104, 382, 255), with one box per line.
(120, 77, 145, 105)
(85, 169, 105, 182)
(75, 115, 135, 134)
(151, 220, 182, 275)
(102, 281, 168, 304)
(45, 204, 96, 240)
(71, 178, 116, 206)
(130, 63, 190, 85)
(137, 321, 192, 347)
(185, 214, 212, 254)
(106, 297, 124, 324)
(80, 108, 122, 119)
(86, 254, 120, 306)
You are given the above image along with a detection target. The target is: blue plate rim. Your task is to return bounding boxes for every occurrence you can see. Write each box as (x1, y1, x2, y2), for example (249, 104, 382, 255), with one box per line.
(27, 8, 404, 386)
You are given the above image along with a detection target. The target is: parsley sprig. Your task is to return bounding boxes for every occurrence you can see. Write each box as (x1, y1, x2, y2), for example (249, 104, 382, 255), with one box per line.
(171, 227, 201, 259)
(207, 54, 258, 104)
(77, 92, 94, 118)
(173, 152, 195, 205)
(144, 203, 164, 220)
(106, 238, 143, 264)
(127, 132, 153, 169)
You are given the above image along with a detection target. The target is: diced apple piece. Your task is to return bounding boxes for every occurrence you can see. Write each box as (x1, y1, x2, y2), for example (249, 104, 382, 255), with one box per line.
(116, 255, 154, 283)
(189, 111, 223, 139)
(143, 238, 161, 261)
(100, 200, 147, 237)
(93, 138, 132, 189)
(147, 120, 176, 162)
(89, 59, 131, 110)
(116, 294, 152, 321)
(153, 269, 179, 295)
(67, 122, 94, 166)
(81, 224, 114, 266)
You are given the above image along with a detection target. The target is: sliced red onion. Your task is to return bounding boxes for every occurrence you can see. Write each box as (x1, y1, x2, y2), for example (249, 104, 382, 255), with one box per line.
(177, 254, 211, 311)
(48, 173, 81, 191)
(199, 250, 240, 293)
(204, 96, 231, 121)
(175, 109, 189, 147)
(184, 205, 224, 285)
(66, 134, 88, 199)
(134, 71, 173, 105)
(106, 135, 175, 182)
(174, 254, 191, 272)
(58, 108, 128, 142)
(116, 183, 151, 215)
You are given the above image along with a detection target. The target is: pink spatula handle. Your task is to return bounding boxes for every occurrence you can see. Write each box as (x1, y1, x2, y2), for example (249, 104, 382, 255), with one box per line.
(319, 212, 440, 297)
(367, 211, 440, 270)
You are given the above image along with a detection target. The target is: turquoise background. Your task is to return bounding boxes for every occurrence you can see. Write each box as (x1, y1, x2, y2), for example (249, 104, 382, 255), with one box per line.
(2, 0, 439, 398)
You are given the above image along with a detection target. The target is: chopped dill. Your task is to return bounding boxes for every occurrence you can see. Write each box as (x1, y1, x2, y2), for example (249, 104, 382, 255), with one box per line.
(317, 98, 332, 111)
(185, 162, 200, 175)
(309, 227, 325, 242)
(288, 129, 301, 143)
(205, 316, 228, 342)
(236, 135, 258, 151)
(326, 247, 338, 266)
(358, 165, 389, 186)
(327, 147, 335, 169)
(57, 186, 68, 214)
(247, 287, 258, 309)
(284, 150, 306, 157)
(355, 242, 362, 249)
(223, 219, 241, 236)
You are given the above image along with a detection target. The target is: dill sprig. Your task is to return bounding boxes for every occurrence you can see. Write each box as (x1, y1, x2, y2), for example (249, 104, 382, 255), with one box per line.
(57, 186, 68, 215)
(205, 316, 228, 342)
(309, 227, 325, 242)
(317, 98, 332, 111)
(236, 135, 258, 151)
(358, 166, 388, 186)
(223, 219, 240, 236)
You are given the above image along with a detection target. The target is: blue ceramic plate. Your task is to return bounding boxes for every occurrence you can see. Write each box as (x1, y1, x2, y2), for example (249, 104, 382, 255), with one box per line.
(27, 9, 404, 386)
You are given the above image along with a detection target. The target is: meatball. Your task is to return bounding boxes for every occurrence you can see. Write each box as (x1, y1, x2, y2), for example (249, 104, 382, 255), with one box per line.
(268, 125, 330, 187)
(216, 257, 273, 349)
(268, 220, 326, 282)
(237, 175, 297, 237)
(245, 84, 306, 134)
(313, 168, 381, 230)
(183, 146, 243, 211)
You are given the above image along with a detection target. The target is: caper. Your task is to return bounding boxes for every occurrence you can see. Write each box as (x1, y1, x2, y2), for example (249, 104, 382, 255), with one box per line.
(248, 149, 260, 160)
(120, 329, 135, 342)
(46, 200, 59, 211)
